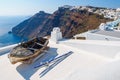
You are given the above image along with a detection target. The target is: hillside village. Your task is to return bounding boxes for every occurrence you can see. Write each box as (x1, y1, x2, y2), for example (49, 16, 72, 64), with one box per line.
(61, 5, 120, 20)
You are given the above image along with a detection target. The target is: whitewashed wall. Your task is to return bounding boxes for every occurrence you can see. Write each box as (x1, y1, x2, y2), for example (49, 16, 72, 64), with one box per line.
(0, 44, 18, 55)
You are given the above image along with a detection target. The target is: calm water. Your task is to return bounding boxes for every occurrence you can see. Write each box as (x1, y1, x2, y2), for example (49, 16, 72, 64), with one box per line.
(0, 16, 30, 47)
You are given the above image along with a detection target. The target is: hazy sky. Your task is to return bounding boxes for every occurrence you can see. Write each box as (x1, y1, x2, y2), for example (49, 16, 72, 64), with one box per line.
(0, 0, 120, 16)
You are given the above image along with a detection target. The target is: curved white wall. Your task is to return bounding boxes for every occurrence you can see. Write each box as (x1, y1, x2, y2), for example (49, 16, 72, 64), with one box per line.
(0, 44, 18, 55)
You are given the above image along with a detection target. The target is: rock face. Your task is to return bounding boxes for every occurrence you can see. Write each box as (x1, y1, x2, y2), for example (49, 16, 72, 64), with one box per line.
(12, 6, 112, 39)
(12, 11, 50, 38)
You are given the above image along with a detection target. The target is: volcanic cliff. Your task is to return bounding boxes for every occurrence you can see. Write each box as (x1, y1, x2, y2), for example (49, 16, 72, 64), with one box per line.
(12, 6, 112, 39)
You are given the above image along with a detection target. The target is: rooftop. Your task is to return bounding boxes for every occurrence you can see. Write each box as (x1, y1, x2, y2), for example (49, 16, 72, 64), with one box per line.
(92, 30, 120, 38)
(0, 40, 120, 80)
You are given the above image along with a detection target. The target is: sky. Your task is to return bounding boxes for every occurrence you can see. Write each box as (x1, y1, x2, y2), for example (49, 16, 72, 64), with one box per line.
(0, 0, 120, 16)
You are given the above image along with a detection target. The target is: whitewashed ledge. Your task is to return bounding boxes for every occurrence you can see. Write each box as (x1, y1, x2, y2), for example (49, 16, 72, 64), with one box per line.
(0, 44, 18, 55)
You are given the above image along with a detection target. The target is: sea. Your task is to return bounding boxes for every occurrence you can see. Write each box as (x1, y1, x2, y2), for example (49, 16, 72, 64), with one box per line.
(0, 16, 30, 48)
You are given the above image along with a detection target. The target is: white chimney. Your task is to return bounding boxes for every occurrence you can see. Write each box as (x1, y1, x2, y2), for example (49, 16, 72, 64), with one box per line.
(50, 27, 62, 43)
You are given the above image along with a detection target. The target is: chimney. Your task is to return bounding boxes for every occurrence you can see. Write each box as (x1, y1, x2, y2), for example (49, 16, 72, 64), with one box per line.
(50, 27, 62, 43)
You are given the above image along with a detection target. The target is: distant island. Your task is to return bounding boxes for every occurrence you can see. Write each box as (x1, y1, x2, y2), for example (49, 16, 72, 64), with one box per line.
(12, 5, 114, 39)
(8, 31, 12, 34)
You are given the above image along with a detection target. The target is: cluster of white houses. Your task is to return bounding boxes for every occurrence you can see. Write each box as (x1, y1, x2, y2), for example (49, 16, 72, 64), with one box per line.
(99, 19, 120, 31)
(79, 7, 120, 20)
(60, 5, 120, 20)
(94, 8, 120, 20)
(81, 7, 120, 20)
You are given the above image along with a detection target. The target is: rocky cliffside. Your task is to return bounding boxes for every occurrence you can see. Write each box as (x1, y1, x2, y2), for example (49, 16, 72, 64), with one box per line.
(12, 11, 50, 38)
(12, 6, 112, 39)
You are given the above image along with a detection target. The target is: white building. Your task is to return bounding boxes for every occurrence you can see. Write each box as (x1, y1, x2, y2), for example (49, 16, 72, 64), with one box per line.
(99, 23, 106, 30)
(116, 8, 120, 11)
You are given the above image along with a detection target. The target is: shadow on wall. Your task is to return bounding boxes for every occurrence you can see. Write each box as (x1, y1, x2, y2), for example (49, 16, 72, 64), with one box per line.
(16, 47, 58, 80)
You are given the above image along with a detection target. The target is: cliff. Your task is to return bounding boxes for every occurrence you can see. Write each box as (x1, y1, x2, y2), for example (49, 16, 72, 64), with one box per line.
(12, 11, 51, 38)
(12, 6, 112, 39)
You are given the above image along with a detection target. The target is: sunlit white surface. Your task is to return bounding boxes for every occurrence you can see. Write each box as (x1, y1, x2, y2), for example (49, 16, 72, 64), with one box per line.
(0, 40, 120, 80)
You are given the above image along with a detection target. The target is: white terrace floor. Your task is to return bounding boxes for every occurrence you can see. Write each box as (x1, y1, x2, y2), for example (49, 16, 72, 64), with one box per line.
(0, 40, 120, 80)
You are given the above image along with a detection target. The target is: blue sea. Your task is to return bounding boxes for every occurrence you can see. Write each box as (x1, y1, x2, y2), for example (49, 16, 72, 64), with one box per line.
(0, 16, 30, 47)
